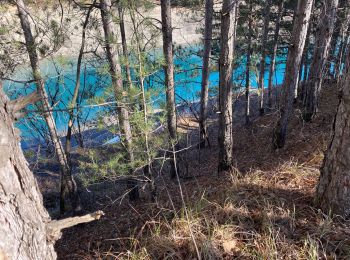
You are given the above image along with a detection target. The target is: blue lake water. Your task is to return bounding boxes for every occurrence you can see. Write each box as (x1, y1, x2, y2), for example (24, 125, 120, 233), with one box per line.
(3, 45, 289, 144)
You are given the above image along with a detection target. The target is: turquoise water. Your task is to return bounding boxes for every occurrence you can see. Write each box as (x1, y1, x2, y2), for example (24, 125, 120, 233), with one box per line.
(3, 46, 288, 143)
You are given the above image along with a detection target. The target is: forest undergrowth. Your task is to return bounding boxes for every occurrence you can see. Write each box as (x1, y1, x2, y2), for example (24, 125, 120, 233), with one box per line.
(53, 85, 350, 259)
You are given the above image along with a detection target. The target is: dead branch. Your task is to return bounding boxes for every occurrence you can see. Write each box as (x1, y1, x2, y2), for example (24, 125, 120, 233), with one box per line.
(7, 91, 41, 117)
(46, 210, 104, 241)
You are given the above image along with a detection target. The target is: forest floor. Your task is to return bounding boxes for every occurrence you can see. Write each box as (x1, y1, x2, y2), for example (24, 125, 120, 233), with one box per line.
(50, 85, 350, 259)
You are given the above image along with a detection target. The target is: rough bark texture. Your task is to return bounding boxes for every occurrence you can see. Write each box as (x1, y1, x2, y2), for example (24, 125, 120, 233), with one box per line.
(161, 0, 179, 178)
(272, 0, 313, 149)
(315, 47, 350, 217)
(303, 0, 339, 122)
(0, 85, 56, 259)
(258, 0, 271, 115)
(218, 0, 237, 172)
(16, 0, 80, 214)
(268, 0, 284, 109)
(100, 0, 138, 200)
(199, 0, 214, 148)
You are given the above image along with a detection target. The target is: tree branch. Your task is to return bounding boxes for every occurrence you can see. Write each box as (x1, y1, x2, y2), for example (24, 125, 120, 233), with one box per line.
(46, 210, 104, 241)
(7, 91, 41, 118)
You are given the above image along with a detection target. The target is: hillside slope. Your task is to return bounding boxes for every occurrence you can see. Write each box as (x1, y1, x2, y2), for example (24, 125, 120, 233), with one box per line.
(55, 85, 350, 259)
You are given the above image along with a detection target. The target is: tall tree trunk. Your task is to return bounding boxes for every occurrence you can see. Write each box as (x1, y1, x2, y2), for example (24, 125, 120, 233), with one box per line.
(328, 0, 349, 78)
(302, 0, 339, 122)
(272, 0, 314, 149)
(299, 23, 312, 104)
(334, 20, 350, 81)
(267, 0, 284, 109)
(218, 0, 237, 172)
(199, 0, 214, 148)
(118, 2, 133, 90)
(16, 0, 81, 214)
(245, 1, 253, 126)
(161, 0, 179, 178)
(315, 46, 350, 217)
(0, 85, 56, 260)
(65, 3, 93, 164)
(258, 0, 271, 115)
(100, 0, 138, 200)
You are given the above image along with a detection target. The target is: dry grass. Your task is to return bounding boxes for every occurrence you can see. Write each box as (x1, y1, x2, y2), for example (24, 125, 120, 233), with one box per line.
(55, 86, 350, 259)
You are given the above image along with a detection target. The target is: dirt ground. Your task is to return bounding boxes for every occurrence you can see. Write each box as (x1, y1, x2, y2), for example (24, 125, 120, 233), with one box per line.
(35, 85, 350, 259)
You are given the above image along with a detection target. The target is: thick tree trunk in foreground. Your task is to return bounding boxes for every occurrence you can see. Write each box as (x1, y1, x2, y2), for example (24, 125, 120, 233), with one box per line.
(315, 48, 350, 217)
(100, 0, 138, 200)
(161, 0, 179, 178)
(16, 0, 81, 214)
(267, 0, 284, 109)
(199, 0, 214, 148)
(245, 1, 253, 126)
(0, 86, 56, 260)
(218, 0, 237, 172)
(302, 0, 339, 122)
(258, 0, 271, 115)
(272, 0, 313, 149)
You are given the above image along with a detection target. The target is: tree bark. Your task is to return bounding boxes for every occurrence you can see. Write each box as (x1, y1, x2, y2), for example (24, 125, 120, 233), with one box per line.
(258, 0, 271, 115)
(199, 0, 214, 148)
(245, 1, 253, 126)
(334, 20, 350, 81)
(100, 0, 138, 200)
(272, 0, 314, 149)
(0, 84, 56, 260)
(161, 0, 179, 178)
(16, 0, 81, 214)
(302, 0, 339, 122)
(315, 46, 350, 217)
(218, 0, 237, 172)
(118, 2, 133, 90)
(328, 0, 350, 78)
(267, 0, 284, 109)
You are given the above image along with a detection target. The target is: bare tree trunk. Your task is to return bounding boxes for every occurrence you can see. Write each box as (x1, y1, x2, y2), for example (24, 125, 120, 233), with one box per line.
(118, 2, 133, 90)
(16, 0, 81, 214)
(267, 0, 284, 109)
(315, 46, 350, 217)
(299, 23, 312, 104)
(100, 0, 138, 200)
(272, 0, 313, 149)
(161, 0, 179, 178)
(65, 3, 94, 164)
(334, 23, 350, 81)
(302, 0, 339, 122)
(199, 0, 214, 148)
(245, 1, 253, 126)
(218, 0, 237, 172)
(0, 85, 56, 260)
(258, 0, 271, 115)
(328, 0, 349, 78)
